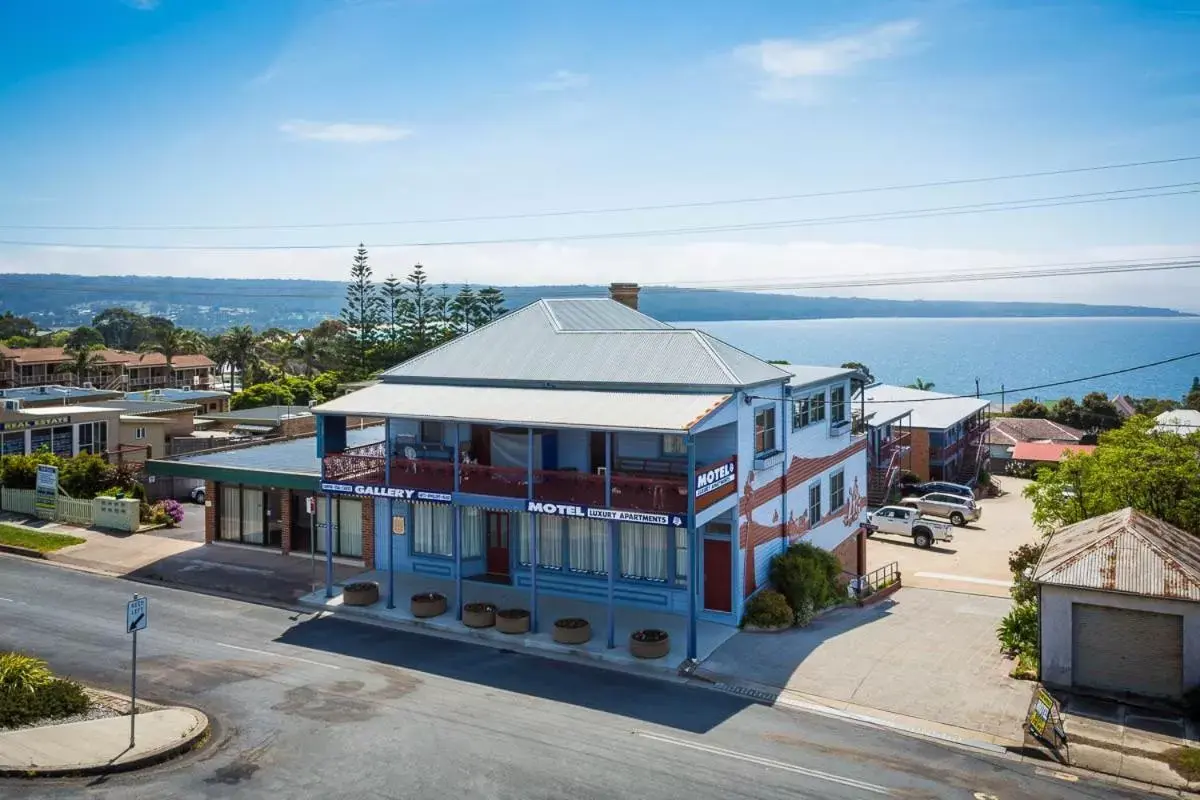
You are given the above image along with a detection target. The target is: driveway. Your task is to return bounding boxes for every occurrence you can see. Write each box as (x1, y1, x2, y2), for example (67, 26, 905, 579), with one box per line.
(702, 587, 1034, 744)
(867, 476, 1038, 597)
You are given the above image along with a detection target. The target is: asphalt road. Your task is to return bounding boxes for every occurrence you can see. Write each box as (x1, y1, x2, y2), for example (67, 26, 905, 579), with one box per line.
(0, 557, 1148, 799)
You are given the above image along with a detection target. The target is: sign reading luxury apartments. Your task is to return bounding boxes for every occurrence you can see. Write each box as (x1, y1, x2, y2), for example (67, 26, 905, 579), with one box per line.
(525, 501, 685, 528)
(694, 456, 737, 511)
(319, 482, 452, 504)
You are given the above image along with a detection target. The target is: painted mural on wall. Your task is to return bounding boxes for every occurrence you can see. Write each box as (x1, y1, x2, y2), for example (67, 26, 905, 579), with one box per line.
(738, 438, 867, 596)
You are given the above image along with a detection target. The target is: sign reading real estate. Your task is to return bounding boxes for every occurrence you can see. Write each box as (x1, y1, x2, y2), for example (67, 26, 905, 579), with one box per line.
(0, 415, 70, 432)
(694, 456, 737, 511)
(319, 482, 452, 504)
(1026, 687, 1067, 758)
(34, 464, 58, 515)
(525, 500, 685, 528)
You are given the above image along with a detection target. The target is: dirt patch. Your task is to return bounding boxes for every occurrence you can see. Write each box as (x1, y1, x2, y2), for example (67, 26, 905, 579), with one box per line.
(135, 656, 280, 694)
(271, 685, 377, 723)
(1165, 747, 1200, 781)
(203, 733, 275, 786)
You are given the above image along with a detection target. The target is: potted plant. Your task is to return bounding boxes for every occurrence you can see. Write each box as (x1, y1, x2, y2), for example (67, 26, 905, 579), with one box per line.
(552, 617, 592, 645)
(410, 592, 447, 618)
(342, 581, 380, 607)
(496, 608, 530, 634)
(629, 628, 671, 659)
(463, 602, 497, 629)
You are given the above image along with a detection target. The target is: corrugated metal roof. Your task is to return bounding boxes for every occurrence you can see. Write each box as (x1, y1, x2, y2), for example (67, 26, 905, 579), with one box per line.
(780, 364, 859, 389)
(93, 400, 199, 415)
(200, 405, 313, 423)
(160, 426, 383, 476)
(1155, 409, 1200, 435)
(381, 298, 792, 389)
(1034, 508, 1200, 601)
(857, 384, 990, 430)
(315, 383, 731, 433)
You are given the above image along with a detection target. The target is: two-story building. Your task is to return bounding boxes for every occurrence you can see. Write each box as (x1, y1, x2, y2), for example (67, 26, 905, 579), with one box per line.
(0, 345, 218, 392)
(309, 287, 869, 658)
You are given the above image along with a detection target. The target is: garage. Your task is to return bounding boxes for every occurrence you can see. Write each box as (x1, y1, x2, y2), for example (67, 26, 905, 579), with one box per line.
(1071, 604, 1183, 699)
(1034, 508, 1200, 702)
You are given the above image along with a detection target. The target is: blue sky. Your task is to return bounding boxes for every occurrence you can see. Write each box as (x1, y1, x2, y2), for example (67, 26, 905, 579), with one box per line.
(1, 0, 1199, 309)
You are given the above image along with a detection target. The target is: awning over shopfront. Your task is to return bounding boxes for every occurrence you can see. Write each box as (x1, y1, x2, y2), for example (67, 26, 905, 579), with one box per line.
(315, 383, 731, 434)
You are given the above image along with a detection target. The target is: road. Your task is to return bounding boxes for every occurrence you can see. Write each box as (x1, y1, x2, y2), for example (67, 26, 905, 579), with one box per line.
(0, 557, 1145, 799)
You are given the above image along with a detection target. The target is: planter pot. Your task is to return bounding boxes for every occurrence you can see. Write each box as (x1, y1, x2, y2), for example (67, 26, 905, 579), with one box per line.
(629, 630, 671, 659)
(411, 593, 447, 618)
(342, 582, 379, 607)
(552, 618, 592, 645)
(463, 603, 497, 629)
(496, 609, 530, 635)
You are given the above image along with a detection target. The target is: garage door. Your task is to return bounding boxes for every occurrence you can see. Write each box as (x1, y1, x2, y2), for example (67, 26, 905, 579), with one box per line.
(1072, 604, 1183, 699)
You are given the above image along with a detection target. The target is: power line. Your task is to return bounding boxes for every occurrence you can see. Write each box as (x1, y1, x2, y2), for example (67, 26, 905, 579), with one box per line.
(2, 182, 1198, 251)
(4, 154, 1199, 232)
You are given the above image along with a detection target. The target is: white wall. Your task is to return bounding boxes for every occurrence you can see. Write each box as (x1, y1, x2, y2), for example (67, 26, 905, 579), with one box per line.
(1040, 584, 1200, 691)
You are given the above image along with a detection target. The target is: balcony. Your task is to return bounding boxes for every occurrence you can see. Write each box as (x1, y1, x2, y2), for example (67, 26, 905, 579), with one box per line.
(873, 431, 911, 468)
(323, 441, 699, 514)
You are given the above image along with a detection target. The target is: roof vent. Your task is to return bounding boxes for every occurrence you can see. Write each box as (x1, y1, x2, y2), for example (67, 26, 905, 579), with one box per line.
(609, 282, 640, 310)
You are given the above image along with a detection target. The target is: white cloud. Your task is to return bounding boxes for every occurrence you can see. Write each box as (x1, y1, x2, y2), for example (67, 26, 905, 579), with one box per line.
(736, 19, 919, 100)
(278, 120, 413, 143)
(531, 70, 590, 92)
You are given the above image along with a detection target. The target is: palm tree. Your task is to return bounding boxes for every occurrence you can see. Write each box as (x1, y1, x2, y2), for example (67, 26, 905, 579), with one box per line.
(296, 329, 329, 377)
(908, 378, 936, 391)
(139, 326, 193, 386)
(58, 345, 108, 386)
(221, 325, 258, 391)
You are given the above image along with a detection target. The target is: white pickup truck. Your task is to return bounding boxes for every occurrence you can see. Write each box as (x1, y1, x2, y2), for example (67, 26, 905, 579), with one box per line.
(864, 505, 954, 549)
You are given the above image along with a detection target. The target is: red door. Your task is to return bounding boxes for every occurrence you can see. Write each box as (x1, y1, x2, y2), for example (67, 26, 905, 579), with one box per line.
(486, 512, 510, 576)
(703, 539, 732, 612)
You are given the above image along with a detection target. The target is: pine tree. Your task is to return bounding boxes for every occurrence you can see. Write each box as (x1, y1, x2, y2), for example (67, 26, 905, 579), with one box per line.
(476, 286, 506, 323)
(450, 285, 480, 335)
(339, 244, 383, 377)
(379, 275, 408, 366)
(434, 284, 454, 343)
(402, 264, 434, 354)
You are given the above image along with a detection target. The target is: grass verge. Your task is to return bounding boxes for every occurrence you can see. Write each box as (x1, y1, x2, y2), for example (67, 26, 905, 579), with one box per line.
(0, 523, 85, 553)
(1165, 747, 1200, 781)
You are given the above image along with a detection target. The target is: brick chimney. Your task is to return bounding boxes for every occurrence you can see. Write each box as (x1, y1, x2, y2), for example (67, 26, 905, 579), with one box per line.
(609, 282, 640, 310)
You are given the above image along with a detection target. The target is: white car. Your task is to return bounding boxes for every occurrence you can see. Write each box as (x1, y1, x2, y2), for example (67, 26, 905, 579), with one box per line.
(865, 506, 954, 548)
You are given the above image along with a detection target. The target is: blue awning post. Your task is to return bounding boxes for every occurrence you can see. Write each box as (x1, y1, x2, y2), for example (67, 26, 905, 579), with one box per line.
(781, 405, 789, 543)
(605, 431, 615, 649)
(686, 435, 698, 661)
(385, 418, 394, 609)
(527, 428, 538, 633)
(324, 493, 335, 599)
(454, 425, 463, 620)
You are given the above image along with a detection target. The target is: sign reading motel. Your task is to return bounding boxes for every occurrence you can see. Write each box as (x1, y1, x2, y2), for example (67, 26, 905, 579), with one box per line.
(694, 456, 737, 510)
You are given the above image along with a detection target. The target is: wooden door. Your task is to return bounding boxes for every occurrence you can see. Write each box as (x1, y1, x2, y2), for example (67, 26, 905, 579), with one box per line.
(486, 512, 510, 576)
(589, 432, 606, 474)
(703, 539, 732, 612)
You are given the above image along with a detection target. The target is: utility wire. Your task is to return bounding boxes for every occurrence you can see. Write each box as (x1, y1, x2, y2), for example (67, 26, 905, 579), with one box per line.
(2, 183, 1199, 251)
(4, 154, 1199, 232)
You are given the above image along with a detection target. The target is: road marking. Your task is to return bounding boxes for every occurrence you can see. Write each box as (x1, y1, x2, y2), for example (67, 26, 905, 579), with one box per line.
(216, 642, 340, 670)
(914, 572, 1011, 587)
(1035, 768, 1079, 782)
(633, 730, 891, 796)
(0, 597, 13, 602)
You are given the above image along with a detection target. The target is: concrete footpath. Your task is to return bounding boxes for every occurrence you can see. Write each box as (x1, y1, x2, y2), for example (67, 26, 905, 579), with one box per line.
(0, 706, 209, 777)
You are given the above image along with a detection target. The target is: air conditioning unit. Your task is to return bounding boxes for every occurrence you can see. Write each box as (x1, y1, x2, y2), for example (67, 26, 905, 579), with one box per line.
(82, 381, 95, 389)
(2, 399, 22, 411)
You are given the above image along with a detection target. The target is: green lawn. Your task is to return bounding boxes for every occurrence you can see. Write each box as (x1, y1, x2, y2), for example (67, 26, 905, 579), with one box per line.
(0, 524, 86, 553)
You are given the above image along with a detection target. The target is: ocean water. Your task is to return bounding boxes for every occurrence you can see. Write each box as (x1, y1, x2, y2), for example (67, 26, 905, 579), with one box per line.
(689, 317, 1200, 402)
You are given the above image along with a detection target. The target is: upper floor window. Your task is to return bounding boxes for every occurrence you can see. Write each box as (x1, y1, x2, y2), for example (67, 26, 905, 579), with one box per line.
(420, 420, 444, 444)
(792, 393, 826, 430)
(830, 386, 847, 424)
(830, 470, 845, 512)
(134, 426, 147, 440)
(662, 434, 686, 456)
(808, 481, 822, 526)
(754, 407, 777, 455)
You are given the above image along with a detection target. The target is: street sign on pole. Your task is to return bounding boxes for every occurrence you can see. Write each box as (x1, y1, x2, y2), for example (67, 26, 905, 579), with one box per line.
(126, 594, 147, 748)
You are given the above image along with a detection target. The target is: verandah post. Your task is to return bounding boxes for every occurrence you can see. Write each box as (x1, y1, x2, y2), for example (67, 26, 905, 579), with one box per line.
(686, 434, 698, 661)
(454, 424, 463, 620)
(385, 417, 395, 609)
(605, 430, 615, 649)
(527, 428, 538, 633)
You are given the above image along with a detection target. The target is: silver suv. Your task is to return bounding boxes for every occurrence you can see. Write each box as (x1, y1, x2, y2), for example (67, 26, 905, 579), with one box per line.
(901, 492, 981, 526)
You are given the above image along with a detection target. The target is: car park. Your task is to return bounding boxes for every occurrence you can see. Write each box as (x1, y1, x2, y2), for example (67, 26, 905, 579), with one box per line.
(864, 505, 954, 548)
(900, 481, 975, 500)
(900, 492, 981, 526)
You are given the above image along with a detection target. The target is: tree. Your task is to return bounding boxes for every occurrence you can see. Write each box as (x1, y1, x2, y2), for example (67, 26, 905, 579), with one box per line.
(1023, 416, 1200, 535)
(433, 284, 454, 343)
(402, 263, 433, 354)
(340, 245, 383, 377)
(139, 325, 193, 376)
(1133, 396, 1179, 417)
(907, 378, 935, 391)
(1187, 377, 1200, 412)
(379, 275, 407, 366)
(476, 286, 505, 323)
(220, 325, 259, 391)
(450, 286, 480, 335)
(840, 362, 874, 382)
(1080, 391, 1121, 431)
(230, 381, 295, 411)
(0, 311, 36, 341)
(1009, 398, 1049, 418)
(92, 308, 149, 350)
(58, 345, 108, 385)
(64, 326, 105, 352)
(1048, 396, 1082, 429)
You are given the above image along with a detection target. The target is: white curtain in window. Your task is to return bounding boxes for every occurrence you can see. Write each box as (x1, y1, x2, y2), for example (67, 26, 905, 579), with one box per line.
(315, 498, 337, 554)
(461, 507, 484, 558)
(413, 502, 453, 556)
(337, 499, 363, 557)
(219, 485, 240, 541)
(568, 518, 606, 574)
(620, 523, 667, 581)
(675, 528, 688, 581)
(241, 489, 264, 545)
(518, 514, 565, 569)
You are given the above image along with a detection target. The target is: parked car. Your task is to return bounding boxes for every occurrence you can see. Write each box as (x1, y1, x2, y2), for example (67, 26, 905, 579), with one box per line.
(900, 481, 974, 500)
(864, 506, 954, 548)
(900, 492, 981, 526)
(189, 485, 206, 504)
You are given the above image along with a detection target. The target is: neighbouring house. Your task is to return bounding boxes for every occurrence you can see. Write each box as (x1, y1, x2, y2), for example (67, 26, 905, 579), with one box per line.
(1112, 394, 1137, 419)
(1008, 441, 1096, 466)
(0, 345, 218, 392)
(0, 405, 120, 460)
(94, 400, 201, 457)
(195, 405, 318, 439)
(125, 387, 231, 414)
(0, 384, 125, 408)
(855, 384, 990, 484)
(1034, 508, 1200, 702)
(1154, 409, 1200, 436)
(850, 393, 915, 507)
(301, 284, 868, 658)
(986, 417, 1086, 468)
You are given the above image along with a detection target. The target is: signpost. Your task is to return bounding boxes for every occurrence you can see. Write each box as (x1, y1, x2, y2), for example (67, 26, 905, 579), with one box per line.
(34, 464, 58, 519)
(306, 496, 317, 594)
(126, 594, 148, 747)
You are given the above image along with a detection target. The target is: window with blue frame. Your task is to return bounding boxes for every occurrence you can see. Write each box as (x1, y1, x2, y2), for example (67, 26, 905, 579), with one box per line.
(517, 514, 565, 570)
(808, 481, 822, 526)
(662, 433, 686, 456)
(754, 407, 777, 455)
(792, 392, 826, 430)
(830, 386, 847, 424)
(412, 503, 453, 556)
(830, 470, 845, 512)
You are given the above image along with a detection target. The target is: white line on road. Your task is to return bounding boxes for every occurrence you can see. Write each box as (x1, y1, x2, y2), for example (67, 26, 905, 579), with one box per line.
(216, 642, 340, 670)
(914, 572, 1012, 587)
(632, 730, 891, 796)
(0, 597, 13, 602)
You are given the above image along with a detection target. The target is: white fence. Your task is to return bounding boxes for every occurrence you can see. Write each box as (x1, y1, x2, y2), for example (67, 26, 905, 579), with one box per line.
(0, 488, 35, 516)
(0, 488, 139, 533)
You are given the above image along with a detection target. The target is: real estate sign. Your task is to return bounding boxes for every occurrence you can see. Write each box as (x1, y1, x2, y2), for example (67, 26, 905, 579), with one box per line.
(34, 464, 59, 517)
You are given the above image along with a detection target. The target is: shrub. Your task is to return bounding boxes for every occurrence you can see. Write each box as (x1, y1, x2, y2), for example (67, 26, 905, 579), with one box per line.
(0, 678, 90, 728)
(1008, 542, 1046, 605)
(998, 601, 1039, 657)
(769, 542, 842, 619)
(159, 499, 184, 526)
(741, 589, 793, 628)
(0, 653, 53, 694)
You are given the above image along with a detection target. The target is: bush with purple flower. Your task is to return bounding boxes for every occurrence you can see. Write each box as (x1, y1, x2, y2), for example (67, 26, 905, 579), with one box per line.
(160, 499, 185, 527)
